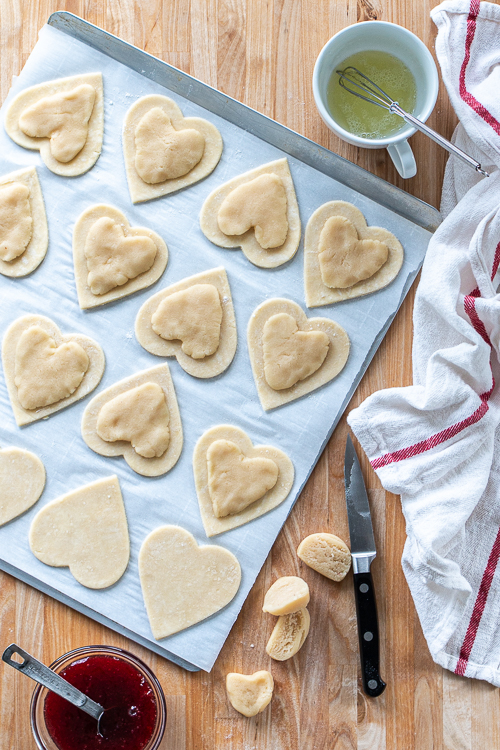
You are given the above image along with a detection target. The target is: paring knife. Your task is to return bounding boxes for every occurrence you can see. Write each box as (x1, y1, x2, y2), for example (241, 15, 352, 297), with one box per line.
(344, 434, 386, 697)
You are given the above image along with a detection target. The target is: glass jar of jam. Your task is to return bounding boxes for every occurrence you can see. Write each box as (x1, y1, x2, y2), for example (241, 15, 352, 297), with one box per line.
(30, 645, 166, 750)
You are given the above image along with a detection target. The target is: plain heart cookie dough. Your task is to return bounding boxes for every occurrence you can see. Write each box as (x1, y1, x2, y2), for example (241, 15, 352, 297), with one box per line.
(247, 298, 350, 410)
(193, 425, 294, 536)
(199, 158, 301, 268)
(2, 314, 105, 426)
(0, 447, 45, 526)
(297, 532, 351, 581)
(0, 167, 48, 278)
(226, 671, 274, 717)
(4, 73, 104, 177)
(266, 607, 310, 661)
(123, 94, 223, 203)
(29, 475, 129, 589)
(139, 525, 241, 639)
(81, 364, 183, 477)
(262, 576, 310, 615)
(304, 201, 404, 307)
(73, 204, 168, 309)
(135, 267, 237, 378)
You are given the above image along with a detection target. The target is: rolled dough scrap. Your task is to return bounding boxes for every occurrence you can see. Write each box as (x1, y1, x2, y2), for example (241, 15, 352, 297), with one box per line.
(139, 524, 241, 639)
(200, 158, 301, 268)
(226, 671, 274, 717)
(73, 204, 168, 309)
(135, 267, 236, 378)
(2, 314, 105, 426)
(217, 173, 288, 249)
(81, 364, 182, 477)
(266, 607, 310, 661)
(304, 201, 404, 307)
(152, 284, 222, 360)
(4, 73, 104, 177)
(15, 325, 89, 410)
(29, 475, 129, 589)
(193, 424, 294, 537)
(0, 167, 48, 278)
(123, 94, 223, 203)
(0, 447, 45, 526)
(297, 532, 351, 581)
(207, 439, 279, 518)
(247, 298, 350, 410)
(262, 576, 310, 615)
(262, 313, 330, 390)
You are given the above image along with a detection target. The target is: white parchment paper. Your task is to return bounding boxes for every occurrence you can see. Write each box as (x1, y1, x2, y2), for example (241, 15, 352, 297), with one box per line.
(0, 24, 431, 671)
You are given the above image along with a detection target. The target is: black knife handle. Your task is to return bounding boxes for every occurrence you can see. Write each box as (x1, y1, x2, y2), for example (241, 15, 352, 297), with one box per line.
(353, 571, 386, 697)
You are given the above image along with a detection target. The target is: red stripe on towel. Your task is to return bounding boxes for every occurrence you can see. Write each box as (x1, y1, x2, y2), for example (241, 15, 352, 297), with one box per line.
(455, 526, 500, 675)
(459, 0, 500, 135)
(371, 233, 500, 471)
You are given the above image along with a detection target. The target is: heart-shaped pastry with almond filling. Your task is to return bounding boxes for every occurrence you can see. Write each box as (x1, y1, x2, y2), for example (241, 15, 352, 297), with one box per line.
(4, 73, 103, 177)
(200, 158, 301, 268)
(81, 364, 182, 477)
(0, 167, 48, 279)
(123, 95, 223, 203)
(248, 298, 350, 410)
(0, 447, 45, 526)
(304, 201, 404, 308)
(193, 425, 294, 536)
(29, 475, 129, 589)
(73, 205, 168, 309)
(2, 314, 105, 426)
(139, 524, 241, 639)
(135, 267, 237, 378)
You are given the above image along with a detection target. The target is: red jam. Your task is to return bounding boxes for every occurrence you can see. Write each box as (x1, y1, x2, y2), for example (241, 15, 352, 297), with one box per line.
(43, 655, 157, 750)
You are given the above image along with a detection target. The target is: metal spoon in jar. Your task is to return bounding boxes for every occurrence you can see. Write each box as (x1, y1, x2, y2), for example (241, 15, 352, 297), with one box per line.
(2, 643, 106, 737)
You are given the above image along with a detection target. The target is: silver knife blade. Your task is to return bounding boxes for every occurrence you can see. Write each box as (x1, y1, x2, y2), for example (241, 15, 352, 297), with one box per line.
(344, 435, 376, 572)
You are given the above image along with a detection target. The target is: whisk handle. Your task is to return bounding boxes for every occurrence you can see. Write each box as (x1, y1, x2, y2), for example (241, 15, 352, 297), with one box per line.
(394, 105, 489, 177)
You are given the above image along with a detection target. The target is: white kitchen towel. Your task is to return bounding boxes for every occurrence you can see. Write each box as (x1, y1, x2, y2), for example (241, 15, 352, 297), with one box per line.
(347, 0, 500, 685)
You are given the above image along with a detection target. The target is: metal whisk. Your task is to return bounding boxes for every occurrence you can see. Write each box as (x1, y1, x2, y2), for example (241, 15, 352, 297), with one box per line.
(337, 66, 489, 177)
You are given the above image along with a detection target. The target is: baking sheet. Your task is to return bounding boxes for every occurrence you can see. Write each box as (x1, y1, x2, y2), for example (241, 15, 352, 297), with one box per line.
(0, 21, 433, 672)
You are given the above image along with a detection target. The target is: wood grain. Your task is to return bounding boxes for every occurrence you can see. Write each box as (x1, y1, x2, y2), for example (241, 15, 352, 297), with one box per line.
(1, 0, 500, 748)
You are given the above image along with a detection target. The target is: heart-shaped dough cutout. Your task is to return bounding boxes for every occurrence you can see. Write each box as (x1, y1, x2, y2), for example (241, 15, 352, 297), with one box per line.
(0, 167, 48, 278)
(152, 285, 222, 360)
(208, 440, 279, 518)
(29, 475, 129, 589)
(217, 173, 288, 249)
(2, 314, 105, 426)
(81, 364, 182, 477)
(123, 95, 223, 203)
(139, 525, 241, 638)
(248, 298, 350, 410)
(5, 73, 103, 176)
(73, 204, 168, 309)
(135, 107, 205, 183)
(263, 313, 330, 390)
(226, 671, 274, 717)
(0, 447, 45, 526)
(135, 267, 237, 378)
(15, 325, 90, 411)
(193, 425, 294, 536)
(304, 201, 404, 307)
(200, 158, 301, 268)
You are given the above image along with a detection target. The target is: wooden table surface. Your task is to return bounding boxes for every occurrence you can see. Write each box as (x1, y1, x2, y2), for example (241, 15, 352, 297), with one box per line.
(2, 0, 500, 748)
